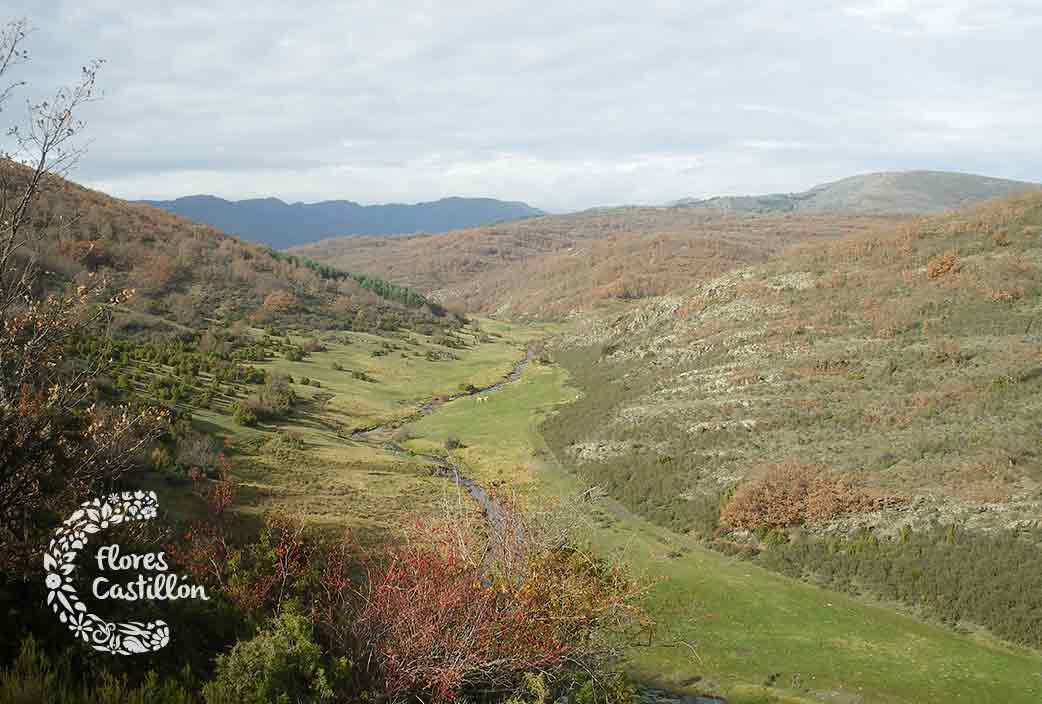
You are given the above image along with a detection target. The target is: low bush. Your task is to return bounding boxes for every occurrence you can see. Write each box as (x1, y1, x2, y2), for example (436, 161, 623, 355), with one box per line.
(720, 462, 888, 531)
(202, 608, 347, 704)
(759, 525, 1042, 648)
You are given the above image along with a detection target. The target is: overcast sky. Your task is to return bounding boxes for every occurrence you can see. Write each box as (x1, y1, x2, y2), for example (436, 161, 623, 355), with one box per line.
(2, 1, 1040, 212)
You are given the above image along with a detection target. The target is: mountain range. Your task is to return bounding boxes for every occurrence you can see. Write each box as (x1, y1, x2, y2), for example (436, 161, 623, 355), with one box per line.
(135, 194, 544, 248)
(672, 170, 1041, 214)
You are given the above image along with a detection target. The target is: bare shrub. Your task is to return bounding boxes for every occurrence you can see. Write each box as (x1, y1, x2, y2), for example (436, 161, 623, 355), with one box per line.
(720, 462, 889, 531)
(927, 250, 960, 279)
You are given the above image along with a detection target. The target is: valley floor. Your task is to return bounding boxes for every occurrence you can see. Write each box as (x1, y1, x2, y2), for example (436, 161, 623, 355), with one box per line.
(197, 317, 1041, 704)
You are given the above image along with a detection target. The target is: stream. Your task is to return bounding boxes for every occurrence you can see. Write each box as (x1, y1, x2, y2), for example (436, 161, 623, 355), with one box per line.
(348, 348, 728, 704)
(349, 346, 537, 527)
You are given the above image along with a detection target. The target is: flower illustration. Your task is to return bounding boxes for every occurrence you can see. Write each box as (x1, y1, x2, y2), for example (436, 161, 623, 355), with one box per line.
(45, 573, 62, 590)
(149, 623, 170, 649)
(70, 613, 93, 642)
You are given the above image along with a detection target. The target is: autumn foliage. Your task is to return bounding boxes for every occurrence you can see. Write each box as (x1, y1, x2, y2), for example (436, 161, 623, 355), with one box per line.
(168, 477, 651, 703)
(720, 462, 890, 532)
(353, 518, 648, 702)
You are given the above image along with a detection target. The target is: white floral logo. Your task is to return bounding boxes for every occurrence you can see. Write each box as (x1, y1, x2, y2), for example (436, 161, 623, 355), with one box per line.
(43, 490, 205, 655)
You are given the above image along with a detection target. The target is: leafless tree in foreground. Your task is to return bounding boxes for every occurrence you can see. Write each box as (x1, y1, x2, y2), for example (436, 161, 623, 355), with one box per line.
(0, 18, 166, 572)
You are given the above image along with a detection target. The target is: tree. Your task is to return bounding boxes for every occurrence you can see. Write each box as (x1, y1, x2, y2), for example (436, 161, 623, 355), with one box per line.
(0, 19, 166, 572)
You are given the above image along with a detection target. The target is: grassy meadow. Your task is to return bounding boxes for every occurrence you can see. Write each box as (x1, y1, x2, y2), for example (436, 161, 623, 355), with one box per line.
(184, 318, 557, 536)
(131, 196, 1042, 702)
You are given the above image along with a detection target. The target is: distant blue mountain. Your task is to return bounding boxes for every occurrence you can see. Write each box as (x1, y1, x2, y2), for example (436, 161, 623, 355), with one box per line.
(136, 194, 544, 248)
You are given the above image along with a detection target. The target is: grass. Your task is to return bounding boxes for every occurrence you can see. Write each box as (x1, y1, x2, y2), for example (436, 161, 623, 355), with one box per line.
(396, 351, 1042, 703)
(190, 318, 563, 538)
(400, 359, 579, 487)
(262, 319, 546, 430)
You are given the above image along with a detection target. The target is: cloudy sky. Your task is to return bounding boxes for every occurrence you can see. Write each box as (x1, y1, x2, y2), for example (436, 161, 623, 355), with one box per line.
(2, 1, 1040, 211)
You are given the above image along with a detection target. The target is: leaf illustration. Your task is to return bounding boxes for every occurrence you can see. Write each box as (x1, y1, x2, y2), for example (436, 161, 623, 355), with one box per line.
(122, 635, 149, 654)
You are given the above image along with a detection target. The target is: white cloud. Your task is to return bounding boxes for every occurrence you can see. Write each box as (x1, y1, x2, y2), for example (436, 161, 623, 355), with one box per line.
(843, 0, 1037, 37)
(2, 0, 1039, 210)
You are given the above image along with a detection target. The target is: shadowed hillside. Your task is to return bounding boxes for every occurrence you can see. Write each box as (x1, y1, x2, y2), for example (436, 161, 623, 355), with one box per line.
(2, 160, 458, 335)
(137, 193, 544, 248)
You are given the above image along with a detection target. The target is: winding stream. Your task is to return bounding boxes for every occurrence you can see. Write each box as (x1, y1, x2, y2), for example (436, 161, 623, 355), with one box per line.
(350, 346, 537, 527)
(350, 348, 729, 704)
(350, 347, 536, 440)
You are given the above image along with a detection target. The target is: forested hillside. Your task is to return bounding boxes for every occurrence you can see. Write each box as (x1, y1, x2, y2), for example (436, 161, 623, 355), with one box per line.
(2, 160, 457, 335)
(294, 207, 906, 317)
(139, 194, 544, 247)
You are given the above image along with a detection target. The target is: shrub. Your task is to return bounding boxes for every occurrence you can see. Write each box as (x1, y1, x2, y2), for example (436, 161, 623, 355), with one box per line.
(720, 462, 889, 531)
(232, 402, 258, 427)
(445, 436, 466, 450)
(151, 446, 173, 471)
(202, 608, 346, 704)
(177, 431, 220, 473)
(0, 636, 196, 704)
(759, 525, 1042, 648)
(926, 250, 960, 279)
(265, 431, 307, 460)
(353, 509, 649, 703)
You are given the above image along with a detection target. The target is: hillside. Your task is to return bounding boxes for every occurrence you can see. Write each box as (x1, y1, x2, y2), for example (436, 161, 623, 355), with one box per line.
(2, 160, 457, 336)
(673, 170, 1042, 215)
(137, 194, 544, 247)
(294, 207, 907, 317)
(548, 191, 1042, 536)
(540, 191, 1042, 648)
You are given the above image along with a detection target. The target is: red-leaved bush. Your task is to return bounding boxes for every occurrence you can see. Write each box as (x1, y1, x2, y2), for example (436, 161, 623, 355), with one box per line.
(351, 502, 651, 703)
(169, 480, 651, 703)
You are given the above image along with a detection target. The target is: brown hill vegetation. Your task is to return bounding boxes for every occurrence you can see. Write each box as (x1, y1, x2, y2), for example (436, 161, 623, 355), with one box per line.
(2, 160, 455, 335)
(294, 207, 907, 317)
(536, 192, 1042, 649)
(544, 191, 1042, 537)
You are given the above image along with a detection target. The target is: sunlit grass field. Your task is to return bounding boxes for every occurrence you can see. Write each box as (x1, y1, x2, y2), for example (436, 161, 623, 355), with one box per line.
(185, 318, 559, 536)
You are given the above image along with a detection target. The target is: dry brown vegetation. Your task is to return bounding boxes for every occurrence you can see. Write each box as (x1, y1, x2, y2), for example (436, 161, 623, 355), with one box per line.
(0, 160, 454, 334)
(543, 192, 1042, 538)
(719, 462, 890, 531)
(294, 208, 906, 317)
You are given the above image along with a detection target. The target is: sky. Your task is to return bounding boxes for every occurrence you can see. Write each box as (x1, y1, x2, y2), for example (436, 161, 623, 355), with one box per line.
(2, 0, 1040, 212)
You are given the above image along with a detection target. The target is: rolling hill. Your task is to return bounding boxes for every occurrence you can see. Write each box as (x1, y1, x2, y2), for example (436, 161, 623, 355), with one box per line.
(541, 191, 1042, 649)
(296, 170, 1040, 319)
(2, 159, 457, 336)
(672, 170, 1042, 214)
(294, 206, 909, 317)
(136, 194, 544, 248)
